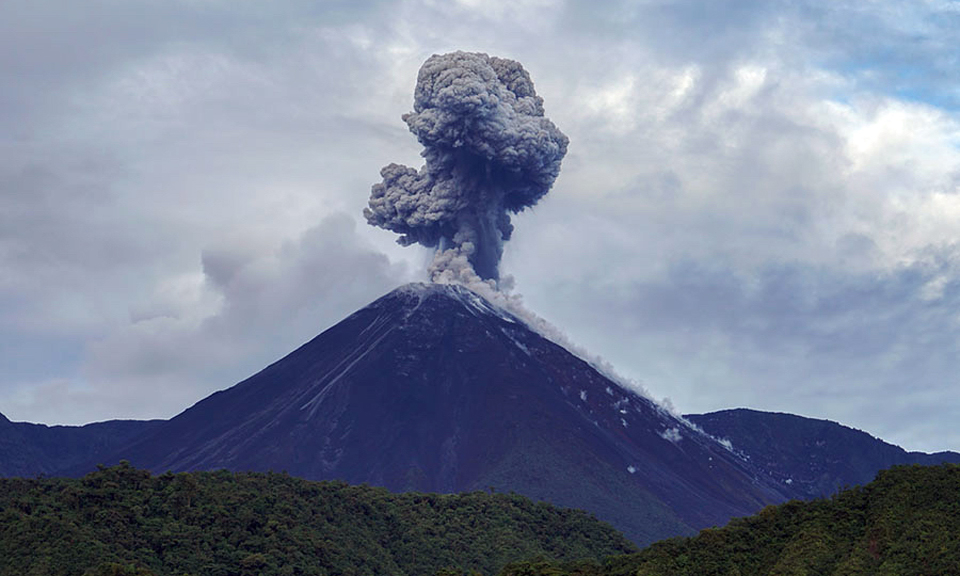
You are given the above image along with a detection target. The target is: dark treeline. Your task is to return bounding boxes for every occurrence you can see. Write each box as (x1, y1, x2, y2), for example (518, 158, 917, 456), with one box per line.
(6, 463, 959, 576)
(0, 463, 635, 576)
(499, 464, 960, 576)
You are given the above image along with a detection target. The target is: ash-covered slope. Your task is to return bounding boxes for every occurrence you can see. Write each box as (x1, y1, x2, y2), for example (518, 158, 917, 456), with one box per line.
(90, 283, 787, 545)
(686, 408, 960, 499)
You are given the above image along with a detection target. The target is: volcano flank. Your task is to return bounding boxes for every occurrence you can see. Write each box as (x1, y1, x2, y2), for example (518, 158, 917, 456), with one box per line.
(89, 283, 788, 545)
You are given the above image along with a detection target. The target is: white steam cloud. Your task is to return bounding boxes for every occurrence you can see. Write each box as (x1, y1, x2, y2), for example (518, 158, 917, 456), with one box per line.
(365, 51, 568, 283)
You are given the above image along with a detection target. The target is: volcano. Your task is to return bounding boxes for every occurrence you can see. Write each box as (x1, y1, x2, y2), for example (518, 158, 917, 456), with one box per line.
(91, 283, 788, 545)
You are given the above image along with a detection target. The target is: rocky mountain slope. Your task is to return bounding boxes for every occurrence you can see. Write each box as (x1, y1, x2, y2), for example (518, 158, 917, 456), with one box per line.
(74, 283, 788, 545)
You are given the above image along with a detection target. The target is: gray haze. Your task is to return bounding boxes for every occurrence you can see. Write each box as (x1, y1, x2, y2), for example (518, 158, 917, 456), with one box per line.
(2, 0, 960, 453)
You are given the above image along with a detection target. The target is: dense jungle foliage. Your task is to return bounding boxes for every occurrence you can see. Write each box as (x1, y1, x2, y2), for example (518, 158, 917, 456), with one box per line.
(498, 464, 960, 576)
(0, 463, 636, 576)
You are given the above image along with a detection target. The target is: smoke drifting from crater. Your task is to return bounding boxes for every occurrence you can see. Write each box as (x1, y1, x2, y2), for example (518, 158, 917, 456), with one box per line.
(365, 51, 568, 284)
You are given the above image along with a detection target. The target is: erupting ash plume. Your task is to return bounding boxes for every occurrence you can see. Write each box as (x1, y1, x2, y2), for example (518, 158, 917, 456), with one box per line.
(363, 52, 651, 408)
(365, 51, 568, 284)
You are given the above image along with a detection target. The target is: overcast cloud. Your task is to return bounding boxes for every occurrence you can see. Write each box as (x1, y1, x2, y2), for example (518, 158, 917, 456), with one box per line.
(2, 0, 960, 452)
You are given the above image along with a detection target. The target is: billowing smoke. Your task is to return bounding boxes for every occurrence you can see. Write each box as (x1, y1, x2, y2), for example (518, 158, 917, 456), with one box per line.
(365, 51, 568, 284)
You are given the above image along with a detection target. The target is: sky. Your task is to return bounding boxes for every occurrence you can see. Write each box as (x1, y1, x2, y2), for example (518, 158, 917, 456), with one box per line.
(3, 0, 960, 452)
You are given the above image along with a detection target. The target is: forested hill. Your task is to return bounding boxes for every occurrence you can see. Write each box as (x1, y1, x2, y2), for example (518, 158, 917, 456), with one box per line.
(0, 463, 636, 576)
(500, 463, 960, 576)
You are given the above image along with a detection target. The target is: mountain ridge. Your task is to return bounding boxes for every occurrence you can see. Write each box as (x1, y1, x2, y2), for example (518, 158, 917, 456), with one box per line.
(4, 283, 959, 546)
(0, 412, 162, 478)
(686, 407, 960, 498)
(60, 282, 787, 545)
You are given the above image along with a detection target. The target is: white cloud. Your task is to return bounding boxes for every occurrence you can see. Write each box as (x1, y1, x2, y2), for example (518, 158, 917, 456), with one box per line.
(2, 215, 411, 423)
(3, 0, 960, 454)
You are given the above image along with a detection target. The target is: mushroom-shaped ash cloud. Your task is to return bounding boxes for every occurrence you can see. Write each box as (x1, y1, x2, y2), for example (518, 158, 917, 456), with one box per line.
(365, 51, 568, 284)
